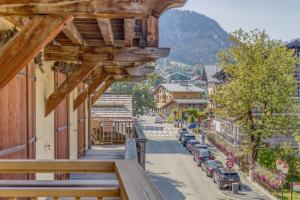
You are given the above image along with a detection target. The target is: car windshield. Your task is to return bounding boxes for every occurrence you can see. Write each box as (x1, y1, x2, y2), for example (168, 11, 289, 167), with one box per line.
(208, 161, 222, 169)
(195, 144, 207, 149)
(191, 141, 199, 145)
(199, 149, 210, 157)
(186, 136, 195, 140)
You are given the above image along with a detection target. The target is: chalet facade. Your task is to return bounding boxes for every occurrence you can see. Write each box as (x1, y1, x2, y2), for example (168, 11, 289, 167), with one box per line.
(154, 83, 207, 116)
(0, 0, 187, 199)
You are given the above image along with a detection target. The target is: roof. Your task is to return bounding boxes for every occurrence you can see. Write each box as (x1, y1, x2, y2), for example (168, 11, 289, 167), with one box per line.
(204, 65, 221, 83)
(174, 99, 208, 104)
(158, 83, 204, 93)
(165, 72, 189, 80)
(92, 93, 133, 121)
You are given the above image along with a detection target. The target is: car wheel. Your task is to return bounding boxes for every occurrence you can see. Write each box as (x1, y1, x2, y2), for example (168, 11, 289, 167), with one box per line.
(239, 185, 242, 190)
(193, 157, 196, 161)
(213, 175, 216, 183)
(206, 170, 209, 177)
(218, 182, 222, 190)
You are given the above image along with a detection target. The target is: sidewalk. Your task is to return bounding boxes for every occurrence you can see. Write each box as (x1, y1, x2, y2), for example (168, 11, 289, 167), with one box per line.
(206, 141, 276, 200)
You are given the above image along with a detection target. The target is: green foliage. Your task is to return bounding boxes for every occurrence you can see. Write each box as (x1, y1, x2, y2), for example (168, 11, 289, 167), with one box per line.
(188, 115, 195, 123)
(277, 144, 300, 182)
(168, 113, 175, 123)
(258, 149, 277, 170)
(110, 73, 162, 116)
(213, 29, 300, 162)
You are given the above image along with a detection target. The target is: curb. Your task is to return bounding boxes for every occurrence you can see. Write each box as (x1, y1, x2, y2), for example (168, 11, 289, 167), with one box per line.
(216, 190, 240, 200)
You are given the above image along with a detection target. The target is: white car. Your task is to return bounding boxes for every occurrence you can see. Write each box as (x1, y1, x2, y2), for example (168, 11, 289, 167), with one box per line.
(155, 116, 163, 124)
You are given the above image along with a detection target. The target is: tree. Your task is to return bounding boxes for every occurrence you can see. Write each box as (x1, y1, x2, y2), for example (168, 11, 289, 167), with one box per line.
(110, 79, 156, 116)
(213, 29, 299, 163)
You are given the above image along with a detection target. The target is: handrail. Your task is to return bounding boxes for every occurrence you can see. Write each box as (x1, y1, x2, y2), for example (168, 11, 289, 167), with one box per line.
(0, 160, 164, 200)
(125, 138, 138, 161)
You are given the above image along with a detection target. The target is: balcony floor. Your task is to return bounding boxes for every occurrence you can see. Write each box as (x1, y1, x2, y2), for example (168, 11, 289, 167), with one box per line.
(70, 145, 125, 183)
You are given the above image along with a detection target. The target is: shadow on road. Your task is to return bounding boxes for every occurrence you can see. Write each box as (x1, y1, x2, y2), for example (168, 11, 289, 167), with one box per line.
(147, 171, 187, 200)
(146, 139, 191, 155)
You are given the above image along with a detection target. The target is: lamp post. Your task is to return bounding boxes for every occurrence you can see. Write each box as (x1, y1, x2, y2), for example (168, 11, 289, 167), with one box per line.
(276, 159, 289, 200)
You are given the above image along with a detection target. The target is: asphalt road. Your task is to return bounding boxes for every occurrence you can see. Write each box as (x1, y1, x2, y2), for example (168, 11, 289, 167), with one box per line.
(140, 115, 271, 200)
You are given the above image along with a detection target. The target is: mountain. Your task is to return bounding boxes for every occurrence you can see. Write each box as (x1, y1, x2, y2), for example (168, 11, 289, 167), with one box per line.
(159, 10, 230, 65)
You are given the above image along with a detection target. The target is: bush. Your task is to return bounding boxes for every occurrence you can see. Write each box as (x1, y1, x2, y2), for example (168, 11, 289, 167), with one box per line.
(188, 115, 195, 123)
(258, 149, 277, 170)
(168, 113, 175, 123)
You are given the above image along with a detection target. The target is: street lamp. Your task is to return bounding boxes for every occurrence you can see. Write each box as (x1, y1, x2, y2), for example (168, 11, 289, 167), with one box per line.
(276, 159, 289, 200)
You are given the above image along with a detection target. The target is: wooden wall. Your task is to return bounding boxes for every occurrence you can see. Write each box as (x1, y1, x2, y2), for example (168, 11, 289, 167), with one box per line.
(0, 62, 36, 180)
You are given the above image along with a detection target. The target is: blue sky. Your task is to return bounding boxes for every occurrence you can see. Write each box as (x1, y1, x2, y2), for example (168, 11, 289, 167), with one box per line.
(181, 0, 300, 41)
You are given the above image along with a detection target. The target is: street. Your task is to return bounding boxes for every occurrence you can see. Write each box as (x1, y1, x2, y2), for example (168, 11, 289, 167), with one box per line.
(140, 115, 272, 200)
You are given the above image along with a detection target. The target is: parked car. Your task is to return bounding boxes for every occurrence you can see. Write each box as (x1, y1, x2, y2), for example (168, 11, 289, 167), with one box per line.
(181, 133, 195, 147)
(213, 168, 241, 190)
(194, 149, 214, 166)
(154, 116, 163, 124)
(201, 160, 223, 177)
(186, 139, 200, 153)
(191, 144, 208, 155)
(178, 128, 188, 141)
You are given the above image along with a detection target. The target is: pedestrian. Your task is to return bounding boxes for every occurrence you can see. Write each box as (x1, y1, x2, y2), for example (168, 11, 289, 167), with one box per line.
(200, 131, 206, 144)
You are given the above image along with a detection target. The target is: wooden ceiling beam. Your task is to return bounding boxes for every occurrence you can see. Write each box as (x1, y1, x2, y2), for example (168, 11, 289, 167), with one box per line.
(44, 46, 170, 63)
(73, 72, 108, 110)
(62, 21, 86, 46)
(0, 15, 72, 89)
(0, 0, 151, 18)
(91, 76, 114, 105)
(97, 18, 114, 46)
(45, 62, 98, 116)
(124, 18, 135, 47)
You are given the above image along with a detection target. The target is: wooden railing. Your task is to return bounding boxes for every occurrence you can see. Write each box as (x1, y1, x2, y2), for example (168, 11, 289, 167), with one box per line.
(0, 160, 164, 200)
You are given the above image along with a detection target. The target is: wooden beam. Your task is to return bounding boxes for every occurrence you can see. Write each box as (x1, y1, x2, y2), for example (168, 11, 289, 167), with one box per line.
(45, 62, 98, 116)
(73, 72, 108, 110)
(147, 16, 158, 47)
(91, 77, 114, 105)
(103, 67, 129, 76)
(44, 46, 170, 63)
(0, 15, 72, 88)
(97, 18, 114, 46)
(124, 18, 135, 47)
(62, 21, 86, 46)
(0, 0, 152, 18)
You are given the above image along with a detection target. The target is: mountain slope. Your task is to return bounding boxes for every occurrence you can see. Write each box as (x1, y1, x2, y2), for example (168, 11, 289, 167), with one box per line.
(159, 10, 230, 65)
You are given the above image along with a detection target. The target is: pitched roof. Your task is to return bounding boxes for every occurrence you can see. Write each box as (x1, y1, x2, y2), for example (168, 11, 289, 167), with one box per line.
(159, 83, 204, 92)
(92, 93, 133, 121)
(165, 72, 189, 80)
(204, 65, 221, 83)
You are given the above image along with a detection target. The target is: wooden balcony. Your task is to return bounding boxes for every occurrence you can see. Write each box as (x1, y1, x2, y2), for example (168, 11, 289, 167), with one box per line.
(0, 160, 163, 200)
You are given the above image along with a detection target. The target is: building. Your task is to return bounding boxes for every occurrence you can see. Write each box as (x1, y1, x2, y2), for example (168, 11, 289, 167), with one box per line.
(0, 0, 187, 198)
(91, 93, 133, 144)
(154, 83, 207, 116)
(165, 71, 190, 83)
(207, 69, 245, 145)
(286, 39, 300, 105)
